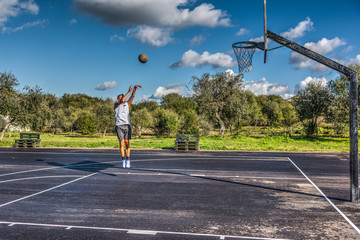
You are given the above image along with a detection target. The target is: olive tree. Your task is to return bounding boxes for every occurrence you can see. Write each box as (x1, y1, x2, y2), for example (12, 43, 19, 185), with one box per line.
(294, 82, 333, 136)
(191, 72, 246, 137)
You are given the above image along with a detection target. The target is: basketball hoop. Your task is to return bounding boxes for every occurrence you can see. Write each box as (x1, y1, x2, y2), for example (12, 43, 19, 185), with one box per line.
(232, 41, 264, 74)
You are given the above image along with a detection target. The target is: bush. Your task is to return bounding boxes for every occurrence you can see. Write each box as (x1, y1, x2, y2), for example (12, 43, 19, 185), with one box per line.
(131, 108, 153, 137)
(198, 115, 213, 136)
(179, 110, 199, 134)
(153, 109, 179, 137)
(74, 114, 97, 135)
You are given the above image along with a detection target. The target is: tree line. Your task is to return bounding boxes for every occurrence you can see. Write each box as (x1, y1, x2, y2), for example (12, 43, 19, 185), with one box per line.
(0, 65, 359, 140)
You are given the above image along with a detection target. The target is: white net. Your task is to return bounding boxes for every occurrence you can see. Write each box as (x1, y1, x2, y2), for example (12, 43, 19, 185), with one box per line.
(232, 41, 257, 73)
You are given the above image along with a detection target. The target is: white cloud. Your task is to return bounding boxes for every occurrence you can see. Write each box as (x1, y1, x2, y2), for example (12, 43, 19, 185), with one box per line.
(140, 83, 186, 101)
(170, 49, 235, 69)
(0, 0, 39, 26)
(249, 36, 264, 43)
(236, 28, 249, 36)
(249, 18, 313, 46)
(69, 18, 77, 25)
(289, 37, 346, 72)
(190, 35, 205, 47)
(304, 37, 346, 55)
(73, 0, 230, 29)
(225, 69, 236, 76)
(127, 26, 173, 47)
(2, 19, 47, 33)
(243, 77, 293, 99)
(110, 34, 125, 42)
(153, 83, 185, 98)
(248, 18, 313, 52)
(348, 54, 360, 66)
(281, 17, 313, 40)
(294, 76, 327, 93)
(95, 81, 117, 90)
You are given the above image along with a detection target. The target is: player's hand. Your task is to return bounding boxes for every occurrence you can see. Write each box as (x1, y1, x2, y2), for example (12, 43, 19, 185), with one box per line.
(129, 85, 133, 92)
(134, 85, 142, 89)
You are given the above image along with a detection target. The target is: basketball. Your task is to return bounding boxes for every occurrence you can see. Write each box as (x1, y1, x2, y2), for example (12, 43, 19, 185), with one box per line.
(138, 53, 148, 63)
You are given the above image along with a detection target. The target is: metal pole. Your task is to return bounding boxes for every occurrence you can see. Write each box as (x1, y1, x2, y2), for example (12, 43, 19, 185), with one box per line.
(350, 72, 359, 202)
(267, 30, 359, 202)
(263, 0, 267, 63)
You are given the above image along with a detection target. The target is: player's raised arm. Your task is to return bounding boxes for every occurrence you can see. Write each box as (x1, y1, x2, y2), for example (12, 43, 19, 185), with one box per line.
(127, 85, 142, 105)
(114, 86, 133, 109)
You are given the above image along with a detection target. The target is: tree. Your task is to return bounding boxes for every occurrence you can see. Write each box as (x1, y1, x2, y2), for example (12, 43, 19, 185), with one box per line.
(294, 82, 333, 136)
(74, 114, 97, 135)
(94, 100, 114, 138)
(198, 114, 213, 136)
(179, 109, 199, 134)
(161, 93, 197, 114)
(244, 91, 262, 128)
(280, 101, 298, 135)
(131, 108, 153, 137)
(21, 86, 58, 132)
(328, 64, 360, 135)
(257, 95, 284, 127)
(59, 93, 108, 133)
(0, 72, 22, 140)
(132, 101, 159, 112)
(153, 108, 179, 137)
(191, 71, 246, 137)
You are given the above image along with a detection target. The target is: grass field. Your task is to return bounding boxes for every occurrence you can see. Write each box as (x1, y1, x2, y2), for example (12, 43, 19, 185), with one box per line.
(0, 131, 351, 152)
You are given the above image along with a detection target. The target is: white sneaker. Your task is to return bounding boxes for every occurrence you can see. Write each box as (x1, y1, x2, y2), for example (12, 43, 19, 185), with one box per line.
(122, 160, 126, 168)
(126, 160, 130, 168)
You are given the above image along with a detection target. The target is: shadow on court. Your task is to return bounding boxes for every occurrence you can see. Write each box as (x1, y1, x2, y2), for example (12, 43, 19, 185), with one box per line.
(127, 167, 349, 202)
(48, 161, 117, 176)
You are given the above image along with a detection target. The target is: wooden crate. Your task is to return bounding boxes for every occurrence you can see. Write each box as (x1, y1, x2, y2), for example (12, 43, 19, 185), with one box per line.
(175, 134, 199, 151)
(15, 133, 41, 148)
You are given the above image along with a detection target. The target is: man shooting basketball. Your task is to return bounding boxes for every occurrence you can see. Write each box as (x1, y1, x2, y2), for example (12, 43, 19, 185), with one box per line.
(114, 85, 142, 168)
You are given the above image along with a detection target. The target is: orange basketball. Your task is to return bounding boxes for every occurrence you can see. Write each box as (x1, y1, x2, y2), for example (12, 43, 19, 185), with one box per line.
(138, 53, 148, 63)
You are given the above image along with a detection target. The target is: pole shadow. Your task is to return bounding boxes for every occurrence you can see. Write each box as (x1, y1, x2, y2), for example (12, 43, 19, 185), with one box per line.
(122, 167, 349, 202)
(48, 161, 117, 176)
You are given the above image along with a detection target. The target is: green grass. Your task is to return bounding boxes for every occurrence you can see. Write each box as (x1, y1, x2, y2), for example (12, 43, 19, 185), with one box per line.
(0, 131, 351, 152)
(199, 135, 349, 152)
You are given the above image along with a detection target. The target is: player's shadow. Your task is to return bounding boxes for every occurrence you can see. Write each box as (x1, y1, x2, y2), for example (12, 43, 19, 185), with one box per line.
(128, 167, 349, 202)
(48, 161, 117, 176)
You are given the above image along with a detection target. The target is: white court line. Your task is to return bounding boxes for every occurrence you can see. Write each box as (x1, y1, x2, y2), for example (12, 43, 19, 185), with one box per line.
(0, 175, 84, 184)
(0, 221, 288, 240)
(0, 166, 63, 177)
(0, 160, 123, 177)
(114, 171, 304, 180)
(0, 173, 97, 208)
(132, 157, 288, 163)
(287, 157, 360, 235)
(127, 229, 157, 235)
(1, 151, 288, 160)
(0, 156, 287, 178)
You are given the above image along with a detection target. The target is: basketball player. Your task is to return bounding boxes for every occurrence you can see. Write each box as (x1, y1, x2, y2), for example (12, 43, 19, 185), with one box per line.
(114, 85, 142, 168)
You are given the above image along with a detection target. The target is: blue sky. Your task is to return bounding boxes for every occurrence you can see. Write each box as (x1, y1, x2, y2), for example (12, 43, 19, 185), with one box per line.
(1, 0, 359, 102)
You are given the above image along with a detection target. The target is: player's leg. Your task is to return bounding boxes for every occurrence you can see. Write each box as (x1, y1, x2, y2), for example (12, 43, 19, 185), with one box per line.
(125, 124, 132, 168)
(125, 140, 130, 168)
(115, 126, 127, 168)
(120, 140, 127, 168)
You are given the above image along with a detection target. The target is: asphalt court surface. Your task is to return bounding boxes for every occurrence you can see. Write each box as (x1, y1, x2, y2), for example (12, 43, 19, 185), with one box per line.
(0, 148, 360, 239)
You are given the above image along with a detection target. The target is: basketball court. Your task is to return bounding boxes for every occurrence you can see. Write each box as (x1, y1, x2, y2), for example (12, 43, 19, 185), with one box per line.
(0, 148, 359, 239)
